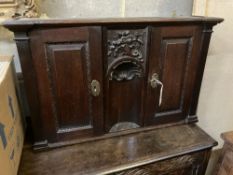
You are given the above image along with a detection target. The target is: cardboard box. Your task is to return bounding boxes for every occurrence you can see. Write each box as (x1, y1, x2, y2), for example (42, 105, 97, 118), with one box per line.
(0, 56, 24, 175)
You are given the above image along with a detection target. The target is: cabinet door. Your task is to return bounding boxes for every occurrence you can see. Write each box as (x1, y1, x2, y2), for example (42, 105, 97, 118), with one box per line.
(29, 27, 103, 143)
(145, 26, 202, 125)
(104, 28, 148, 132)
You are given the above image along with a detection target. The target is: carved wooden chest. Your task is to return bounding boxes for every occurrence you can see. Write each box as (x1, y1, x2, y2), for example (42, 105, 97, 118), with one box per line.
(4, 17, 223, 174)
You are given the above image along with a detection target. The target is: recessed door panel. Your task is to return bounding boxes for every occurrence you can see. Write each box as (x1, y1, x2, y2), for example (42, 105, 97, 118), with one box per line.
(157, 38, 190, 114)
(46, 43, 90, 130)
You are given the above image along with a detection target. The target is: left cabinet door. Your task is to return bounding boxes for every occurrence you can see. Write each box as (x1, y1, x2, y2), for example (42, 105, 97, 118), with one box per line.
(29, 27, 103, 145)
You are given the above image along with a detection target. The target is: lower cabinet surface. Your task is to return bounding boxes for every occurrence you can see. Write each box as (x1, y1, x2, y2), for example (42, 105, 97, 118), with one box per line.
(18, 124, 215, 175)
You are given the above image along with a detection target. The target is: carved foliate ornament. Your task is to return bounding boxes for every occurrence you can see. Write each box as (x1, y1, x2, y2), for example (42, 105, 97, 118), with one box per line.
(108, 30, 145, 62)
(107, 29, 147, 81)
(117, 154, 197, 175)
(12, 0, 39, 18)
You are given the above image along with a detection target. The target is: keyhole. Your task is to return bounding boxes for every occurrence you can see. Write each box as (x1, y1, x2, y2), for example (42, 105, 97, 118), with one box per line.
(93, 85, 97, 92)
(91, 80, 100, 97)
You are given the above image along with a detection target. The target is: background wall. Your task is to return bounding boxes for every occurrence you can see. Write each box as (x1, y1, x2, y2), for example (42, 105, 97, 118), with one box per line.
(193, 0, 233, 174)
(39, 0, 193, 18)
(194, 0, 233, 149)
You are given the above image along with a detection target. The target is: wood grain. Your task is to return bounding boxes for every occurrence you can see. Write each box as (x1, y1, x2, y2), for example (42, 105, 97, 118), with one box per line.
(18, 124, 216, 175)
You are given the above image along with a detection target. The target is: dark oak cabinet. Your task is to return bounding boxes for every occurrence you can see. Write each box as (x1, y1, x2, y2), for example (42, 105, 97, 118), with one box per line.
(4, 17, 223, 175)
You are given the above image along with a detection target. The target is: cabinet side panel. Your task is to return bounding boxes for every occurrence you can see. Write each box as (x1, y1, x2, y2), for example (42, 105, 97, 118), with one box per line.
(14, 33, 46, 147)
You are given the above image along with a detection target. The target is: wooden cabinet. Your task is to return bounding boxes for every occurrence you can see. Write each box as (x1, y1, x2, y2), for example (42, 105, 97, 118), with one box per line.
(4, 17, 223, 174)
(3, 17, 223, 149)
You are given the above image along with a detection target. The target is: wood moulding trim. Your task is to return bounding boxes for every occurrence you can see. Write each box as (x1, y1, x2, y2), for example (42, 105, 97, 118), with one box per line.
(14, 32, 29, 40)
(3, 17, 224, 33)
(32, 122, 217, 151)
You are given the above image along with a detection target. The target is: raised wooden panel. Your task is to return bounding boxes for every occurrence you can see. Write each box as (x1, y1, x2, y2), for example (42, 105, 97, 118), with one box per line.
(157, 38, 191, 114)
(104, 28, 148, 132)
(46, 43, 91, 131)
(145, 26, 202, 125)
(29, 27, 103, 144)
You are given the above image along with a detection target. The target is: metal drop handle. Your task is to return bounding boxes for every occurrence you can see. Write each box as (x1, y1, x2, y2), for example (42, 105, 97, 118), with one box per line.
(91, 80, 100, 97)
(150, 73, 163, 106)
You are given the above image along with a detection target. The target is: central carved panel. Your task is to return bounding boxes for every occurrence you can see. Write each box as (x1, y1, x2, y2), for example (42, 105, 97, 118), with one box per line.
(107, 29, 147, 81)
(105, 28, 148, 132)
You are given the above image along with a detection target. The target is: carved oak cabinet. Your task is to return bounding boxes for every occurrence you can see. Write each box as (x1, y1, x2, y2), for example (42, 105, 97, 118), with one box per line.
(4, 17, 223, 175)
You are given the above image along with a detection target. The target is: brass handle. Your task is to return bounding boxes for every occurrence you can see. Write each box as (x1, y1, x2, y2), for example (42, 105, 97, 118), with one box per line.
(91, 80, 100, 97)
(150, 73, 163, 106)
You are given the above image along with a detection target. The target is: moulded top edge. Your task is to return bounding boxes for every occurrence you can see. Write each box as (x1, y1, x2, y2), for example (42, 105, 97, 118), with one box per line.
(2, 16, 224, 32)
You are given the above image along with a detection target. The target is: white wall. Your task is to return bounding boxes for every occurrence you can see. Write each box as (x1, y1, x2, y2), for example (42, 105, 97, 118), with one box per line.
(194, 0, 233, 149)
(193, 0, 233, 174)
(39, 0, 193, 18)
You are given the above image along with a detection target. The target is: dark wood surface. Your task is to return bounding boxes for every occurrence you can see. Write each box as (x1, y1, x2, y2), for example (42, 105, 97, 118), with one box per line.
(3, 16, 223, 30)
(215, 131, 233, 175)
(18, 124, 217, 175)
(3, 17, 223, 148)
(145, 25, 202, 125)
(29, 27, 104, 143)
(3, 17, 223, 175)
(104, 28, 148, 131)
(117, 150, 211, 175)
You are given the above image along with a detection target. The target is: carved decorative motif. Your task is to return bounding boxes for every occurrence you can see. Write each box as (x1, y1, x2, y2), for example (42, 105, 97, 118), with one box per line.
(109, 61, 143, 81)
(116, 154, 197, 175)
(12, 0, 39, 18)
(22, 0, 39, 17)
(108, 30, 145, 62)
(117, 168, 150, 175)
(107, 29, 147, 81)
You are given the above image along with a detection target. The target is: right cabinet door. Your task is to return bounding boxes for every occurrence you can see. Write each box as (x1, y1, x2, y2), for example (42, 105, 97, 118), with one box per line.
(145, 26, 202, 125)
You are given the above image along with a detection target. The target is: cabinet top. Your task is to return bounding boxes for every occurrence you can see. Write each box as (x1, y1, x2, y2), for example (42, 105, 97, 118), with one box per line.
(3, 16, 223, 32)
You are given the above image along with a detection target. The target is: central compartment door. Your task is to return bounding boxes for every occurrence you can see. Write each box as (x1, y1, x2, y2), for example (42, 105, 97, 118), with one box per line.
(104, 27, 149, 132)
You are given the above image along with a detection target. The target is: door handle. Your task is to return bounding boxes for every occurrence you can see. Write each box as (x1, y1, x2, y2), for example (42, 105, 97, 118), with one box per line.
(150, 73, 163, 106)
(91, 80, 100, 97)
